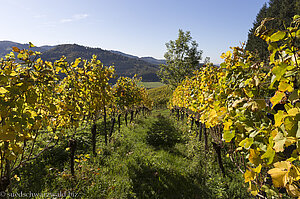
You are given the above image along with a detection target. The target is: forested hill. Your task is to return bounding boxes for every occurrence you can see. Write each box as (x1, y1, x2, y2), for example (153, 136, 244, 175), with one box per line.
(40, 44, 160, 81)
(0, 41, 54, 57)
(0, 41, 160, 82)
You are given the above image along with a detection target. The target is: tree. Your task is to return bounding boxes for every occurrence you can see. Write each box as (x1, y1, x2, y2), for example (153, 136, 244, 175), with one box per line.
(157, 29, 202, 87)
(245, 3, 269, 61)
(204, 57, 211, 65)
(245, 0, 300, 61)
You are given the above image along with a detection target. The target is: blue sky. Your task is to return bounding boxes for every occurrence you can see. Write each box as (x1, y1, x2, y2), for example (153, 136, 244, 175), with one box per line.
(0, 0, 269, 64)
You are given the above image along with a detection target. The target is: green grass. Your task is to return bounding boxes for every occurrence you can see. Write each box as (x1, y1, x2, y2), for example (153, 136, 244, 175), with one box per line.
(137, 81, 165, 89)
(11, 109, 251, 199)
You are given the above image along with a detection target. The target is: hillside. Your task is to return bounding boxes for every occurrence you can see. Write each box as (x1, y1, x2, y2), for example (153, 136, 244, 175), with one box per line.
(110, 50, 166, 65)
(0, 41, 161, 82)
(140, 57, 166, 65)
(109, 50, 139, 59)
(0, 41, 54, 57)
(41, 44, 160, 82)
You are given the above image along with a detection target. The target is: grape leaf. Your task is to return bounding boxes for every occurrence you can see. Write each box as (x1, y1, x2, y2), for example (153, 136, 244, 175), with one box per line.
(270, 31, 286, 42)
(261, 145, 275, 164)
(268, 161, 291, 187)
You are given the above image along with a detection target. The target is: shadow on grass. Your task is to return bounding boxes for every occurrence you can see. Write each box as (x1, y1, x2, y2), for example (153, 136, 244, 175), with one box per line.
(127, 159, 212, 199)
(166, 147, 190, 160)
(12, 146, 69, 193)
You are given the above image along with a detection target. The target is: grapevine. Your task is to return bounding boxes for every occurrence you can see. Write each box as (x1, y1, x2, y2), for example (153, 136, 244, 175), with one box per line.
(170, 15, 300, 198)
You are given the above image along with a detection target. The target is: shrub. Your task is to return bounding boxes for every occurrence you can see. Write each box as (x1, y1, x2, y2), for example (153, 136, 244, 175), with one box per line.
(146, 115, 180, 148)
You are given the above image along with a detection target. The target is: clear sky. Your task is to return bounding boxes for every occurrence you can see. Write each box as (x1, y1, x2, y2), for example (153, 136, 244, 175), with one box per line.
(0, 0, 269, 64)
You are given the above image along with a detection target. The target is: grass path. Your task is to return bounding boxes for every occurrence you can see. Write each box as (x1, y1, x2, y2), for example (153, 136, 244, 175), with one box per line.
(12, 109, 250, 199)
(83, 109, 211, 198)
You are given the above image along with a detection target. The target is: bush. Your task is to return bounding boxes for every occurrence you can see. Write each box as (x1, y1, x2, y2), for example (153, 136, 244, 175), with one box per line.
(146, 115, 180, 148)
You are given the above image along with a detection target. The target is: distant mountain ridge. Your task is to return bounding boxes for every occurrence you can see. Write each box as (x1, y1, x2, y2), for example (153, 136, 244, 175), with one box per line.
(40, 44, 160, 81)
(110, 50, 166, 65)
(109, 50, 139, 59)
(0, 41, 164, 82)
(140, 57, 166, 65)
(0, 41, 55, 57)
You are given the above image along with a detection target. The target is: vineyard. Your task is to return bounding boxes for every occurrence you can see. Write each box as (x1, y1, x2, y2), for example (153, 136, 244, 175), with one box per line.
(0, 45, 153, 193)
(0, 12, 299, 199)
(170, 16, 300, 198)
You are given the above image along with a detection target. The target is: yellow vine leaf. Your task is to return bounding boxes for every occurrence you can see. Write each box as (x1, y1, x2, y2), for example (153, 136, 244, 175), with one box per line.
(253, 164, 262, 173)
(244, 169, 255, 183)
(10, 71, 18, 76)
(243, 88, 254, 98)
(239, 137, 254, 149)
(14, 175, 20, 182)
(0, 87, 8, 94)
(29, 42, 35, 48)
(223, 119, 233, 131)
(274, 110, 287, 127)
(286, 183, 300, 197)
(12, 46, 20, 53)
(284, 116, 296, 131)
(249, 149, 261, 165)
(268, 161, 292, 187)
(223, 130, 235, 142)
(278, 81, 293, 92)
(273, 132, 286, 152)
(270, 31, 286, 42)
(287, 108, 299, 117)
(270, 91, 285, 108)
(285, 137, 297, 147)
(261, 145, 275, 165)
